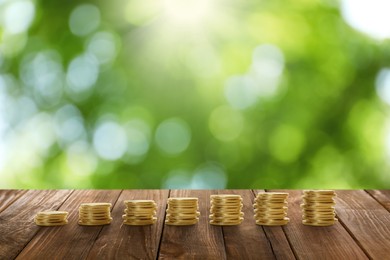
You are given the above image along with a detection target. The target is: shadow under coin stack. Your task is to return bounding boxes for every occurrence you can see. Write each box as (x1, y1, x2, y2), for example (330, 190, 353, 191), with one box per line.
(78, 203, 112, 226)
(301, 190, 337, 226)
(254, 192, 289, 226)
(165, 198, 200, 226)
(122, 200, 157, 225)
(34, 211, 68, 226)
(209, 194, 244, 226)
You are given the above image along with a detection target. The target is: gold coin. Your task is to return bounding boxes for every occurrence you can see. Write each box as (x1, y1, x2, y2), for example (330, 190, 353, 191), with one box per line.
(302, 218, 338, 226)
(35, 220, 68, 226)
(255, 218, 289, 226)
(124, 199, 156, 204)
(36, 211, 68, 216)
(125, 208, 156, 213)
(165, 218, 199, 225)
(78, 221, 112, 226)
(209, 219, 243, 226)
(168, 198, 198, 204)
(211, 194, 241, 199)
(80, 203, 111, 207)
(123, 219, 156, 225)
(211, 211, 244, 217)
(256, 192, 288, 198)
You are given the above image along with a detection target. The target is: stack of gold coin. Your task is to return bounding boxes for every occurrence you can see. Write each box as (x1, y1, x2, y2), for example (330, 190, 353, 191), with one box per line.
(34, 211, 68, 226)
(78, 203, 112, 226)
(209, 194, 244, 226)
(165, 198, 200, 226)
(301, 190, 337, 226)
(122, 200, 157, 225)
(254, 192, 289, 226)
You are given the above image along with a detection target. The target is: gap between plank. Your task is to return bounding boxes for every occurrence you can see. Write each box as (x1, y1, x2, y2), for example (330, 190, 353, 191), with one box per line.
(85, 189, 124, 259)
(336, 215, 372, 260)
(264, 189, 299, 260)
(250, 189, 278, 260)
(15, 189, 75, 258)
(364, 190, 390, 213)
(220, 218, 228, 260)
(155, 189, 171, 260)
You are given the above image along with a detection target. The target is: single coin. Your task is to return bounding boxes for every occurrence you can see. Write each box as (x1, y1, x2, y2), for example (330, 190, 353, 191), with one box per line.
(255, 218, 289, 226)
(302, 219, 338, 226)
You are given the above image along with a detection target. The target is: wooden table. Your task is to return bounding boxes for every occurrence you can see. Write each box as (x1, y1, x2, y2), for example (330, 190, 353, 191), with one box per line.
(0, 190, 389, 259)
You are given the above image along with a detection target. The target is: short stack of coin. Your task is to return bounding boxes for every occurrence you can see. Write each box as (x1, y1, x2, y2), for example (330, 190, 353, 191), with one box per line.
(34, 211, 69, 226)
(301, 190, 337, 226)
(78, 203, 112, 226)
(165, 198, 200, 226)
(209, 194, 244, 226)
(254, 192, 289, 226)
(122, 200, 157, 225)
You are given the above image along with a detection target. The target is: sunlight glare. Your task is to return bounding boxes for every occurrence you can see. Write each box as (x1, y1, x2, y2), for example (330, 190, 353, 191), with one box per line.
(162, 0, 214, 27)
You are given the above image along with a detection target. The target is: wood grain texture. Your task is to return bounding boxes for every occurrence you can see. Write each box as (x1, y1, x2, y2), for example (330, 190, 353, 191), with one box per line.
(253, 190, 296, 260)
(0, 190, 72, 260)
(1, 189, 389, 259)
(0, 190, 27, 213)
(366, 190, 390, 212)
(217, 190, 275, 260)
(271, 190, 368, 260)
(86, 190, 169, 259)
(336, 190, 390, 259)
(16, 190, 121, 260)
(158, 190, 226, 260)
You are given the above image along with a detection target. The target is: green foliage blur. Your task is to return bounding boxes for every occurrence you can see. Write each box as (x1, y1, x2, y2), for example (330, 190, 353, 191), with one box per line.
(1, 0, 390, 189)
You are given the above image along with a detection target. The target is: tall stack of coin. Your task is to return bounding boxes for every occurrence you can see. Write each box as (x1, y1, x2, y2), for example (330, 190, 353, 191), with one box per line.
(122, 200, 157, 225)
(78, 203, 112, 226)
(34, 211, 69, 226)
(165, 198, 200, 226)
(254, 192, 289, 226)
(209, 194, 244, 226)
(301, 190, 337, 226)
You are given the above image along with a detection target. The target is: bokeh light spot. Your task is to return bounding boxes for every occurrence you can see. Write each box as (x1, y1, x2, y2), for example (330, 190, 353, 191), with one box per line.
(54, 104, 86, 146)
(69, 4, 100, 37)
(209, 106, 244, 142)
(3, 0, 35, 34)
(93, 121, 128, 161)
(248, 44, 285, 97)
(163, 169, 192, 189)
(87, 31, 119, 65)
(66, 53, 99, 94)
(20, 51, 64, 107)
(341, 0, 390, 40)
(125, 119, 151, 161)
(190, 163, 227, 189)
(376, 68, 390, 105)
(224, 76, 259, 109)
(155, 117, 191, 156)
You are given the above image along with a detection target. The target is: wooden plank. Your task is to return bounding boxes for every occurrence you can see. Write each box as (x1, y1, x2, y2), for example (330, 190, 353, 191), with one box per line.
(158, 190, 226, 260)
(217, 190, 275, 260)
(253, 190, 296, 260)
(270, 190, 368, 260)
(366, 190, 390, 212)
(16, 190, 122, 260)
(86, 190, 169, 259)
(0, 190, 27, 213)
(336, 190, 390, 259)
(0, 190, 72, 260)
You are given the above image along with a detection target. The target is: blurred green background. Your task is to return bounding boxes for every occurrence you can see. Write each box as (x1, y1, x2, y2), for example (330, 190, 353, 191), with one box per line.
(1, 0, 390, 189)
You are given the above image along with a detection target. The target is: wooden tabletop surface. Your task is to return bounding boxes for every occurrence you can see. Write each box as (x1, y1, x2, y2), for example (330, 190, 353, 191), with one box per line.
(0, 190, 389, 260)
